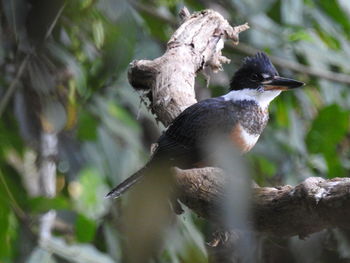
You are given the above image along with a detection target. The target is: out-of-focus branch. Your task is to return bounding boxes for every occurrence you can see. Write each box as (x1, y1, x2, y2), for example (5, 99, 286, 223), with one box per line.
(39, 132, 58, 197)
(38, 132, 58, 247)
(0, 55, 30, 118)
(40, 236, 115, 263)
(174, 167, 350, 237)
(132, 2, 350, 85)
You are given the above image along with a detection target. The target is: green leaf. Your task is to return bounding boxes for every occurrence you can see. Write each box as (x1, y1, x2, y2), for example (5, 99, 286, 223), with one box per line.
(0, 116, 24, 155)
(0, 171, 18, 260)
(314, 24, 341, 50)
(210, 85, 227, 97)
(306, 104, 349, 154)
(306, 104, 349, 177)
(251, 156, 277, 185)
(0, 172, 20, 260)
(92, 20, 105, 48)
(73, 167, 109, 219)
(0, 201, 16, 259)
(317, 0, 350, 36)
(107, 102, 139, 130)
(257, 157, 277, 178)
(94, 12, 136, 80)
(288, 29, 313, 42)
(27, 196, 70, 213)
(80, 0, 93, 9)
(141, 12, 169, 42)
(324, 152, 344, 178)
(75, 214, 97, 243)
(274, 99, 290, 127)
(77, 111, 99, 141)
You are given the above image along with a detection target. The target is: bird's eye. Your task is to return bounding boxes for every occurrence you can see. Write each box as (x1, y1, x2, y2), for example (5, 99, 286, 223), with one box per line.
(250, 73, 260, 81)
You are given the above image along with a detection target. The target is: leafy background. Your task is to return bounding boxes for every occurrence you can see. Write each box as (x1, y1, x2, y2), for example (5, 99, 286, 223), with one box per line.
(1, 0, 350, 262)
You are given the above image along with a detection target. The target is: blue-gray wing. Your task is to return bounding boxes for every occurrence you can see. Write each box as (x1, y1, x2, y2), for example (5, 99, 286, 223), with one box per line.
(154, 97, 238, 167)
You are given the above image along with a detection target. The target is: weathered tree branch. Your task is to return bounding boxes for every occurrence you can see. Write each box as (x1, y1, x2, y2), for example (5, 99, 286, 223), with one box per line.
(128, 8, 248, 126)
(174, 167, 350, 237)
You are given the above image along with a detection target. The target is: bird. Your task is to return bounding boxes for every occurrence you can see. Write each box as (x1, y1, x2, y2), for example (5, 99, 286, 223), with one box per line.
(106, 52, 304, 199)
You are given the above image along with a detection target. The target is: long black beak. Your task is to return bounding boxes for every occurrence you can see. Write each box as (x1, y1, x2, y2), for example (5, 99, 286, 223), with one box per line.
(262, 76, 304, 91)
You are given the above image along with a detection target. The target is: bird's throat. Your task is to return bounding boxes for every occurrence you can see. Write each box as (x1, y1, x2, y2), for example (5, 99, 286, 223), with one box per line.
(222, 89, 281, 109)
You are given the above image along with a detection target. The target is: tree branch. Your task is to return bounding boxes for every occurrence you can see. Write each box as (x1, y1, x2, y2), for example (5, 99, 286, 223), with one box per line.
(128, 8, 248, 126)
(174, 167, 350, 237)
(0, 55, 29, 118)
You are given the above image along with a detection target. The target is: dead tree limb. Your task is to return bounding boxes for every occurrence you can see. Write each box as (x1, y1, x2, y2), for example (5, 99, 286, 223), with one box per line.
(174, 167, 350, 237)
(128, 8, 249, 126)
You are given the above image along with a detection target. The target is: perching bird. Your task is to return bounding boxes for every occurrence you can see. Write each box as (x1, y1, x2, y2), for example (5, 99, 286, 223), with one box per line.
(106, 52, 304, 199)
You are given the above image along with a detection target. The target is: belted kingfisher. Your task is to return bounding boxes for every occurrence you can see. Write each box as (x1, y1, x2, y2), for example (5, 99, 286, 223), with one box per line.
(106, 52, 304, 199)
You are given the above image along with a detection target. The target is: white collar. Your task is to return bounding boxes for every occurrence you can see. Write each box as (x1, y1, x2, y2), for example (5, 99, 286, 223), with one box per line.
(222, 88, 281, 109)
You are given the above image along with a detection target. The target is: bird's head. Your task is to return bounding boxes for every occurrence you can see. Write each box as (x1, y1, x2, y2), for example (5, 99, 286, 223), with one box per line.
(230, 52, 304, 92)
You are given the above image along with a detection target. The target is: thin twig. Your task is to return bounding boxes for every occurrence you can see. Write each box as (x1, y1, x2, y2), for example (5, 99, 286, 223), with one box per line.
(10, 0, 18, 42)
(45, 2, 66, 40)
(132, 3, 350, 85)
(0, 55, 29, 118)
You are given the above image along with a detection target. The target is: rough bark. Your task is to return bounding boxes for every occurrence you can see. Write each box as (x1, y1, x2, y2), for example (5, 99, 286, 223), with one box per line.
(174, 167, 350, 237)
(128, 8, 248, 126)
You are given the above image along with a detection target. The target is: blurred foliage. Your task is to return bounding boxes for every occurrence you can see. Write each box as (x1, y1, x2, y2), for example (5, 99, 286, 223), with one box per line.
(0, 0, 350, 262)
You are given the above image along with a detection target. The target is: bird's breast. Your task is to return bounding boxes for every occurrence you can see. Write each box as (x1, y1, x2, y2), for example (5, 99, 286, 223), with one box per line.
(230, 124, 260, 153)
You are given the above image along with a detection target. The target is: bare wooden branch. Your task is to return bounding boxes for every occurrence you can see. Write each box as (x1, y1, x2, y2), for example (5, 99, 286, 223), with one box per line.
(128, 9, 248, 125)
(174, 167, 350, 237)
